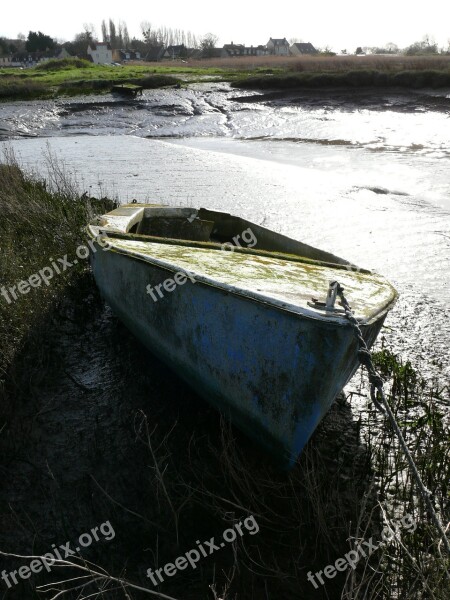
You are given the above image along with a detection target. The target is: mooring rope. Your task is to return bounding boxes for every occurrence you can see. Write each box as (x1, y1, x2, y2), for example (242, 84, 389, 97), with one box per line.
(335, 282, 450, 555)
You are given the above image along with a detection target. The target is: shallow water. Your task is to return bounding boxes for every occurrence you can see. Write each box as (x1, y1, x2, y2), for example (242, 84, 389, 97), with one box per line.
(2, 83, 450, 382)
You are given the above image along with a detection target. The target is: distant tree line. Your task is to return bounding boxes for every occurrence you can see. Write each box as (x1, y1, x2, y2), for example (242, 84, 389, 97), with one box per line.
(25, 31, 56, 52)
(101, 19, 131, 49)
(0, 38, 18, 54)
(362, 35, 447, 56)
(1, 27, 449, 60)
(139, 21, 199, 49)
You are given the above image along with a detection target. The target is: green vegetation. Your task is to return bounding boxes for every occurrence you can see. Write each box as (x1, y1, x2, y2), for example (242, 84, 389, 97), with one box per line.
(1, 55, 449, 101)
(25, 30, 56, 52)
(0, 61, 184, 100)
(34, 57, 93, 70)
(0, 151, 114, 392)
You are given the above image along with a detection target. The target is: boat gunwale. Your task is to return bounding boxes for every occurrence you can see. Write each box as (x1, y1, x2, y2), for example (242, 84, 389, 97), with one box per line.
(95, 228, 372, 274)
(87, 224, 398, 327)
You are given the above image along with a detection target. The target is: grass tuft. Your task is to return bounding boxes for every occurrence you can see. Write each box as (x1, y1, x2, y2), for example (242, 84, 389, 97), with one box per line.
(34, 57, 94, 71)
(0, 149, 115, 390)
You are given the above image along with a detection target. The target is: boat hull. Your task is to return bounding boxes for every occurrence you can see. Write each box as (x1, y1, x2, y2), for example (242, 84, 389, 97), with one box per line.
(91, 244, 384, 468)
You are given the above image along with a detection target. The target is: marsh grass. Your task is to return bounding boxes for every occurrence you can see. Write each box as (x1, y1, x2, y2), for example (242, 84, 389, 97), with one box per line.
(232, 68, 450, 90)
(0, 63, 182, 100)
(14, 359, 447, 600)
(35, 57, 94, 71)
(1, 55, 449, 101)
(158, 54, 450, 73)
(131, 55, 450, 73)
(0, 150, 115, 403)
(342, 348, 450, 598)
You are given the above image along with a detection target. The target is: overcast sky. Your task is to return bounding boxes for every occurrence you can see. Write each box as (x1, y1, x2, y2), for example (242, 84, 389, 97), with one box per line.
(2, 1, 449, 51)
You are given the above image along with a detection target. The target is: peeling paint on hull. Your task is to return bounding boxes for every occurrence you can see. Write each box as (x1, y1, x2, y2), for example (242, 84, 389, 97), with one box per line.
(90, 243, 387, 469)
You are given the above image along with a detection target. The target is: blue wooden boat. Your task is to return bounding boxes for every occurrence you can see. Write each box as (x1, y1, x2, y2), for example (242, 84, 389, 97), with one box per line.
(88, 205, 397, 468)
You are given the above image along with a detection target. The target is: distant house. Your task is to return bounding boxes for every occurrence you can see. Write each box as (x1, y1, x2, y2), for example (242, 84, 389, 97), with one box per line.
(87, 42, 113, 64)
(145, 46, 165, 62)
(2, 47, 72, 67)
(218, 42, 269, 58)
(245, 45, 268, 56)
(59, 47, 71, 59)
(290, 42, 318, 56)
(162, 45, 188, 60)
(194, 47, 220, 59)
(267, 38, 290, 56)
(0, 54, 13, 67)
(221, 42, 245, 57)
(112, 49, 142, 62)
(40, 47, 72, 62)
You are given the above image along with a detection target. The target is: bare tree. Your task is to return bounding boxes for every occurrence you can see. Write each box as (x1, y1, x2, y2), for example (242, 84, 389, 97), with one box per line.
(123, 24, 130, 48)
(141, 20, 152, 42)
(141, 21, 160, 47)
(140, 21, 200, 50)
(187, 32, 199, 49)
(101, 20, 108, 42)
(109, 19, 116, 48)
(386, 42, 399, 54)
(83, 23, 96, 40)
(200, 33, 218, 57)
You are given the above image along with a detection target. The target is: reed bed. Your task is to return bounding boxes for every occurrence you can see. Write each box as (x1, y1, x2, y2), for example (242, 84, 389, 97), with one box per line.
(0, 150, 114, 403)
(141, 54, 450, 73)
(232, 68, 450, 90)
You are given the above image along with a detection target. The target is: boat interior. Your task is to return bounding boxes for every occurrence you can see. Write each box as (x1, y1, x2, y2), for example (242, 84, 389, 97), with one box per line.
(95, 204, 353, 268)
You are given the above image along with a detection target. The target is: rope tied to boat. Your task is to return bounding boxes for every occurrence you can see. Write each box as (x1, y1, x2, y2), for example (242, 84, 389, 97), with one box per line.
(334, 281, 450, 555)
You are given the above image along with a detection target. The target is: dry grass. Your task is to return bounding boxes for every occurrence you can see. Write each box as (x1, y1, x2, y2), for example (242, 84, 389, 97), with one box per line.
(138, 54, 450, 73)
(0, 149, 114, 402)
(6, 372, 446, 599)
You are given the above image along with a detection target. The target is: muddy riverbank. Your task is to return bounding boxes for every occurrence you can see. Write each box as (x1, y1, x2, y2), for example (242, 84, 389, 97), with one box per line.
(1, 272, 376, 599)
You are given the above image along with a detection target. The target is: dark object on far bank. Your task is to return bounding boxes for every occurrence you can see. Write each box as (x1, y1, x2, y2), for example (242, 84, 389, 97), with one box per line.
(111, 83, 143, 97)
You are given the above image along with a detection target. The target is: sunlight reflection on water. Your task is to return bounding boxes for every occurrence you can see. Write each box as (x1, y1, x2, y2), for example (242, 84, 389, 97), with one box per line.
(2, 84, 449, 381)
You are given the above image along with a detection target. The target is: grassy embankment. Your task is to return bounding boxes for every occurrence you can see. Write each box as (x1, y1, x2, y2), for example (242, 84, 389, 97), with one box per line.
(0, 155, 448, 599)
(1, 55, 449, 101)
(0, 151, 114, 402)
(0, 58, 184, 100)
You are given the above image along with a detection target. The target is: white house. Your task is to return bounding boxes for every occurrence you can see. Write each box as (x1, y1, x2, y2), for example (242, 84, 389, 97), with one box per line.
(87, 42, 113, 64)
(267, 38, 290, 56)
